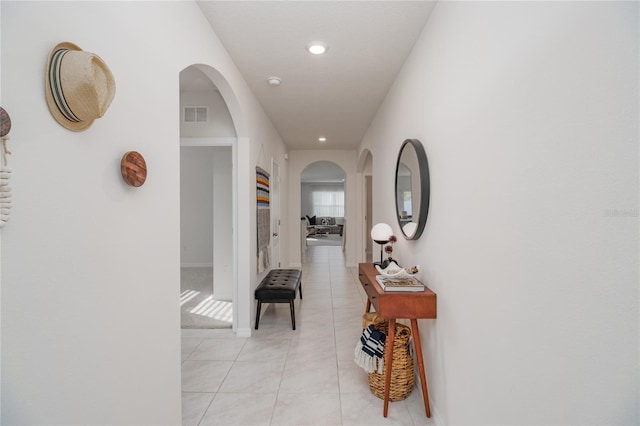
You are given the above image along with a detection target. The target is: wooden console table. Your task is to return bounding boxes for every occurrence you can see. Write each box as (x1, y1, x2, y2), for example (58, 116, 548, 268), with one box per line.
(358, 263, 437, 418)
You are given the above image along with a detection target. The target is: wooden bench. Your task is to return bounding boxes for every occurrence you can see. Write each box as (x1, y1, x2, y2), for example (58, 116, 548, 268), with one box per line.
(254, 269, 303, 330)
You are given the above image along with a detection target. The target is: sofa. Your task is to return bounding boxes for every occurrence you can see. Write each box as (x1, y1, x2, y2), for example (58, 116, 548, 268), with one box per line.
(306, 215, 344, 236)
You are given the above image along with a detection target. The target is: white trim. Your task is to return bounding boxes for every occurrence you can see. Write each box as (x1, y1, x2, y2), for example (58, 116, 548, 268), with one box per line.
(180, 263, 214, 268)
(232, 140, 238, 334)
(180, 135, 239, 335)
(235, 327, 251, 338)
(180, 137, 236, 147)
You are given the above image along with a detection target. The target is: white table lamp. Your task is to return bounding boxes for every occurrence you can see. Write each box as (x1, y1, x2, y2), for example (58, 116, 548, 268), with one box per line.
(371, 223, 393, 265)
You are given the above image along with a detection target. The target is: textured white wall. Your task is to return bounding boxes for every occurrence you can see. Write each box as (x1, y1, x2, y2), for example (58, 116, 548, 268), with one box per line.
(0, 1, 286, 423)
(360, 2, 638, 424)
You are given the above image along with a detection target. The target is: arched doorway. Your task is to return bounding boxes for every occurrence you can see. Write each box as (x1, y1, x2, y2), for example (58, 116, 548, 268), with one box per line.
(301, 161, 347, 249)
(178, 64, 244, 332)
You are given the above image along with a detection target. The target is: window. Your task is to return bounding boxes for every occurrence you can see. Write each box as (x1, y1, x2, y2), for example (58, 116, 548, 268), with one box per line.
(312, 187, 344, 217)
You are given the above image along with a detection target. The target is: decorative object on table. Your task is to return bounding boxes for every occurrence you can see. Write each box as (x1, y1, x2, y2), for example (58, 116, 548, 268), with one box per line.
(395, 139, 430, 240)
(0, 107, 12, 228)
(381, 235, 397, 268)
(375, 275, 424, 292)
(375, 262, 419, 278)
(45, 42, 115, 131)
(370, 222, 393, 266)
(375, 263, 423, 292)
(120, 151, 147, 187)
(256, 166, 271, 273)
(367, 319, 415, 402)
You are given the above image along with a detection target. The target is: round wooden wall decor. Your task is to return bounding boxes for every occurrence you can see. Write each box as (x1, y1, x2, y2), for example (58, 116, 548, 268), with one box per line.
(121, 151, 147, 187)
(0, 107, 11, 137)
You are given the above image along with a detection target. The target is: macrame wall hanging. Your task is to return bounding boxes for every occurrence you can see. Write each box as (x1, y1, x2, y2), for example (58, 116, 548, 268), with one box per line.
(0, 107, 12, 228)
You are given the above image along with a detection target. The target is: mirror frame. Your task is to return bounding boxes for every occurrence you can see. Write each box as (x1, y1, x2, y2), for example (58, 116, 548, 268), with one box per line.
(394, 138, 430, 240)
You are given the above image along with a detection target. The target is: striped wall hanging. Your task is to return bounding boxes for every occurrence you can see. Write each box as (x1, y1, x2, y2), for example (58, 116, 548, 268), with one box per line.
(256, 166, 271, 273)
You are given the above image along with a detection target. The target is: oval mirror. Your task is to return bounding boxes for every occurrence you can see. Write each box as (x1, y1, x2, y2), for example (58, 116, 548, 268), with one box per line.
(395, 139, 430, 239)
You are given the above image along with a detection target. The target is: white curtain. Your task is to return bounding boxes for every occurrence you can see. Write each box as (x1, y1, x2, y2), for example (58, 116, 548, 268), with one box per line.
(311, 185, 344, 217)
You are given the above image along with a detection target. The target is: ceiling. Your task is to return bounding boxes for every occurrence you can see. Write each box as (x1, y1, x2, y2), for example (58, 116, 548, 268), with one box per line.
(196, 1, 436, 150)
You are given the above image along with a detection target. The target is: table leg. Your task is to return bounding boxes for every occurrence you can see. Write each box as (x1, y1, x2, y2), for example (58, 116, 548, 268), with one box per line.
(383, 318, 396, 417)
(410, 318, 431, 418)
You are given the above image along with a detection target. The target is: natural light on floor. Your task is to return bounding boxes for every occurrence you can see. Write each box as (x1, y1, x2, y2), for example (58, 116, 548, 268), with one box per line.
(181, 290, 233, 322)
(180, 290, 200, 305)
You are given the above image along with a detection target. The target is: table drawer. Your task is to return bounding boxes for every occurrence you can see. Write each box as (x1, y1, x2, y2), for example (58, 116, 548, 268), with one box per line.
(359, 269, 380, 312)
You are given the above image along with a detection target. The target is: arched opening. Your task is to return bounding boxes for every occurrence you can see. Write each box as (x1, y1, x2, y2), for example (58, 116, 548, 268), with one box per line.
(178, 65, 242, 331)
(301, 161, 347, 249)
(357, 149, 374, 263)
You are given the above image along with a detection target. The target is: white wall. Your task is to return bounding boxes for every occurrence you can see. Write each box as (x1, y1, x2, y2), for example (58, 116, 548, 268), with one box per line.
(180, 147, 214, 266)
(288, 150, 357, 267)
(180, 87, 236, 138)
(211, 147, 232, 300)
(360, 2, 638, 425)
(0, 1, 287, 424)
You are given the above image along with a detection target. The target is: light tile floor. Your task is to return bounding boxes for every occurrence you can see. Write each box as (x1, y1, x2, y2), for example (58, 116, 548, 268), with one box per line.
(181, 245, 434, 426)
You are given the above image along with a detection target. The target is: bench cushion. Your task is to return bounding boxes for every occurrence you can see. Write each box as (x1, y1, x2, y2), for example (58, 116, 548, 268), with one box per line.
(255, 269, 302, 301)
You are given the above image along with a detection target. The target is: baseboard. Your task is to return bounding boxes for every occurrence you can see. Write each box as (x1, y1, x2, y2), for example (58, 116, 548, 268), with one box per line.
(235, 327, 252, 338)
(431, 403, 444, 425)
(181, 263, 214, 268)
(414, 370, 444, 425)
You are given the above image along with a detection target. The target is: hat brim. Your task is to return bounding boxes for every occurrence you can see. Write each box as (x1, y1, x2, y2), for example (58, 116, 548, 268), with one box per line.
(45, 42, 94, 132)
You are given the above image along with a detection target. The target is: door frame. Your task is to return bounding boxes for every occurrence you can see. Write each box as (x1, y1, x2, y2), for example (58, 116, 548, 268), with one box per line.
(180, 137, 237, 331)
(271, 158, 281, 268)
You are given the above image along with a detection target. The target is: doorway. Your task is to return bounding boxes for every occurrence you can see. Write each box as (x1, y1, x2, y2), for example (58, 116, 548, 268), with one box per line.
(301, 161, 346, 249)
(179, 65, 237, 329)
(365, 175, 373, 262)
(180, 146, 233, 329)
(357, 149, 374, 263)
(271, 159, 281, 268)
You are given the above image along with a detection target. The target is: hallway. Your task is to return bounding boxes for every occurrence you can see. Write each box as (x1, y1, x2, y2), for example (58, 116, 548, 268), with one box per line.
(181, 245, 432, 425)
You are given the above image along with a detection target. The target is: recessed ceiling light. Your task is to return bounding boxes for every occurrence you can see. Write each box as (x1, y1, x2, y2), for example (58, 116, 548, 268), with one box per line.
(318, 137, 327, 142)
(267, 76, 281, 86)
(306, 42, 328, 55)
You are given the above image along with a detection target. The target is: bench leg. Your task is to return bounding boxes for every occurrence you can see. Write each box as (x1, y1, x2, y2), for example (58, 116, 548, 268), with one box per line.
(255, 300, 262, 329)
(299, 281, 303, 299)
(289, 300, 296, 330)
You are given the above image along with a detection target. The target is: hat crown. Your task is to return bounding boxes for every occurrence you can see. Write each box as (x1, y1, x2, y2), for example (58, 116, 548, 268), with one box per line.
(59, 51, 114, 121)
(46, 42, 116, 131)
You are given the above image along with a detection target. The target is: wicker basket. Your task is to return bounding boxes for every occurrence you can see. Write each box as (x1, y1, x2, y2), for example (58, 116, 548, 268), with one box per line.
(361, 313, 415, 401)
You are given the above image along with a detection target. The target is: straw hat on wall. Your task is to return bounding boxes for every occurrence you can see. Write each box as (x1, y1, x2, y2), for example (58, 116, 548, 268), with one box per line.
(45, 42, 115, 131)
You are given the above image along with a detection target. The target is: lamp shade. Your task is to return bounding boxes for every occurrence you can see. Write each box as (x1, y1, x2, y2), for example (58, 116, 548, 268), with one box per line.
(371, 223, 393, 243)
